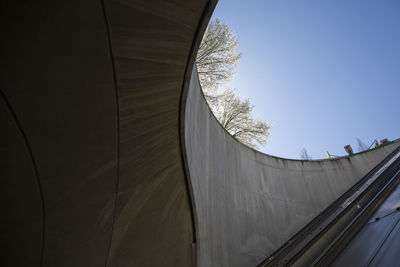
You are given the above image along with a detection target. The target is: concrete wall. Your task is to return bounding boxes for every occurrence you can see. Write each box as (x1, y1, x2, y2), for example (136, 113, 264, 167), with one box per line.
(184, 67, 400, 267)
(2, 1, 398, 266)
(1, 1, 216, 266)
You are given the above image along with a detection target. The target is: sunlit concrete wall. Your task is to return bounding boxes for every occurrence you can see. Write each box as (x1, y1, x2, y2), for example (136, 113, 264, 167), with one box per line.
(185, 66, 400, 267)
(2, 1, 398, 266)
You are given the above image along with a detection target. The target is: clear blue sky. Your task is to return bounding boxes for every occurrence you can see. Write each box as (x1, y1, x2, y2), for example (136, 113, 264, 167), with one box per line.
(211, 0, 400, 159)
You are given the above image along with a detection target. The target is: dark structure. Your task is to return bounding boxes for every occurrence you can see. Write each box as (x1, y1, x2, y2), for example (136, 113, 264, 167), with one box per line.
(1, 1, 216, 266)
(1, 1, 399, 266)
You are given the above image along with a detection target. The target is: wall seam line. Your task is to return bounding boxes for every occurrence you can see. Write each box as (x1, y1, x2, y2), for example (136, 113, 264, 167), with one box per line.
(178, 1, 218, 266)
(0, 89, 46, 267)
(99, 1, 121, 266)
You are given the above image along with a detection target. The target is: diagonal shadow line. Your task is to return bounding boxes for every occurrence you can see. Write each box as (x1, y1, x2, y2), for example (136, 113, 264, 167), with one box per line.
(0, 89, 46, 267)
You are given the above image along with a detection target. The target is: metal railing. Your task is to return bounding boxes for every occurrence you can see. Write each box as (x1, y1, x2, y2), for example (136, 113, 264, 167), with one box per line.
(258, 143, 400, 267)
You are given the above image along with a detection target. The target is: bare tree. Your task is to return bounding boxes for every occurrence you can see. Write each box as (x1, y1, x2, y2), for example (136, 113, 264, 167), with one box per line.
(196, 19, 270, 149)
(213, 89, 270, 148)
(356, 138, 368, 152)
(196, 19, 241, 95)
(300, 148, 312, 160)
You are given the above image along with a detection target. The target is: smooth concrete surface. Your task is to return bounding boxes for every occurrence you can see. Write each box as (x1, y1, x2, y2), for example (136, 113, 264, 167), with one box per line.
(1, 1, 216, 266)
(1, 2, 118, 266)
(184, 67, 400, 267)
(0, 94, 43, 267)
(2, 1, 398, 267)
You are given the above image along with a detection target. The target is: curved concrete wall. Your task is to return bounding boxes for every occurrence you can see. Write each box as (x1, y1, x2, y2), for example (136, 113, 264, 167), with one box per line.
(184, 67, 400, 267)
(2, 1, 398, 266)
(1, 1, 216, 266)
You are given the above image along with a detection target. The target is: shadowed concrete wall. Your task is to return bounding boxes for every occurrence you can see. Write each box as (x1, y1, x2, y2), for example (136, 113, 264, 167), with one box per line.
(1, 1, 216, 266)
(184, 67, 400, 267)
(2, 1, 398, 266)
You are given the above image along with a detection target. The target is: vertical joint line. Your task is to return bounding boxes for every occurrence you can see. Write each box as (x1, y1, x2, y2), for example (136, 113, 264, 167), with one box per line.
(179, 0, 217, 252)
(100, 1, 120, 266)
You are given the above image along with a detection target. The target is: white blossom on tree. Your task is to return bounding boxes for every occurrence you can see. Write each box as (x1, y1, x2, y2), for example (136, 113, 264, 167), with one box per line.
(213, 89, 270, 149)
(196, 19, 241, 95)
(196, 19, 270, 149)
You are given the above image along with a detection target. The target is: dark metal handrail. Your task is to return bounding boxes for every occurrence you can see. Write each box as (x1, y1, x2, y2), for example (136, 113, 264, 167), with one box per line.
(259, 143, 400, 266)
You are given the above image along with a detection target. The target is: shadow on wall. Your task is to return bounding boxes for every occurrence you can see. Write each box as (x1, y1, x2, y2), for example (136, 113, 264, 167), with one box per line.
(184, 66, 400, 267)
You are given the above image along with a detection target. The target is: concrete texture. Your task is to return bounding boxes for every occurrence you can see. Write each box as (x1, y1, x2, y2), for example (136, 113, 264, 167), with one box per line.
(0, 1, 216, 266)
(184, 67, 400, 267)
(1, 1, 398, 266)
